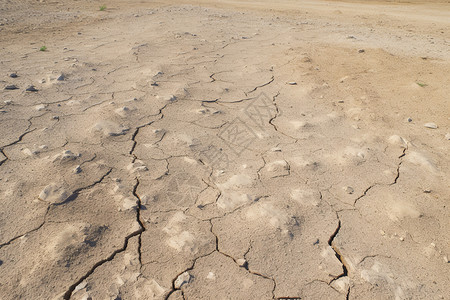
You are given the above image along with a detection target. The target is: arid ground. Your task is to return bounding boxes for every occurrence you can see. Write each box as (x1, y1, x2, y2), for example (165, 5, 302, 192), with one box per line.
(0, 0, 449, 299)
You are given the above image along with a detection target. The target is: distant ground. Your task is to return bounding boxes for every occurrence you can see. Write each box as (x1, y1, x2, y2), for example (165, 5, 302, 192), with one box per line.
(0, 0, 449, 299)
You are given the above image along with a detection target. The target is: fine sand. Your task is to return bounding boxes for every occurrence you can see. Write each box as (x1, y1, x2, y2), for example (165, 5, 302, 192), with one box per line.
(0, 0, 449, 299)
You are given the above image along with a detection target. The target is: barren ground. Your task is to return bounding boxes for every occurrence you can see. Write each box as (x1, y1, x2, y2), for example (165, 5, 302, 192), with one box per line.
(0, 0, 449, 299)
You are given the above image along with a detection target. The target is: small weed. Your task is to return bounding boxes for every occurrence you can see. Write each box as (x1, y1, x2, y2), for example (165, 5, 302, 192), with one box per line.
(99, 5, 106, 11)
(39, 46, 47, 51)
(416, 82, 427, 87)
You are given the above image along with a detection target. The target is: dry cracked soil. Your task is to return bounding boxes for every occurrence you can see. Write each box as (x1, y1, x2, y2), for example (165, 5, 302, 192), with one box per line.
(0, 0, 449, 299)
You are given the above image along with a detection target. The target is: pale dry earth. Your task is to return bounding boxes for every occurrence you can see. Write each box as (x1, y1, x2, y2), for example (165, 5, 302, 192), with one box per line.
(0, 0, 449, 299)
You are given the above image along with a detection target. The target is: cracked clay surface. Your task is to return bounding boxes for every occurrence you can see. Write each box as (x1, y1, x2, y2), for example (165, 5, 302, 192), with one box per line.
(0, 0, 449, 299)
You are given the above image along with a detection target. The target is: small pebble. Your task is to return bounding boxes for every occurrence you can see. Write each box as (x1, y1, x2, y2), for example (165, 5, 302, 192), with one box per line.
(343, 186, 354, 194)
(174, 272, 191, 289)
(424, 123, 438, 129)
(52, 116, 59, 120)
(73, 165, 82, 174)
(445, 133, 450, 140)
(287, 82, 297, 85)
(358, 49, 365, 53)
(407, 117, 413, 122)
(57, 74, 65, 81)
(4, 100, 12, 105)
(444, 256, 449, 263)
(399, 237, 404, 241)
(236, 258, 248, 268)
(35, 104, 46, 111)
(4, 85, 18, 90)
(151, 82, 158, 86)
(9, 73, 18, 78)
(26, 85, 38, 92)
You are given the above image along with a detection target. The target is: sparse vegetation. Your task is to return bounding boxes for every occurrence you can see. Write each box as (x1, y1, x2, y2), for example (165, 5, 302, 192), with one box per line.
(416, 82, 428, 87)
(39, 46, 47, 51)
(99, 5, 107, 11)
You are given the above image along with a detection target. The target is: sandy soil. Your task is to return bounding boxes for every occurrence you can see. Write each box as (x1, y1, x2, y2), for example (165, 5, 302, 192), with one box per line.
(0, 0, 449, 299)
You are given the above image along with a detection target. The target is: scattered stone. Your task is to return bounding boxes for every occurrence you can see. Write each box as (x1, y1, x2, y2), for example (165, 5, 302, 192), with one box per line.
(35, 104, 47, 111)
(52, 150, 79, 163)
(347, 35, 356, 39)
(407, 117, 413, 122)
(52, 116, 59, 120)
(343, 186, 354, 194)
(236, 258, 248, 268)
(330, 276, 350, 294)
(38, 183, 69, 204)
(287, 82, 297, 85)
(388, 135, 408, 148)
(4, 100, 12, 105)
(9, 73, 18, 78)
(423, 189, 432, 193)
(445, 133, 450, 140)
(115, 106, 131, 117)
(93, 121, 130, 136)
(57, 74, 65, 81)
(4, 85, 18, 90)
(399, 237, 405, 241)
(122, 197, 138, 210)
(358, 49, 365, 53)
(26, 85, 38, 92)
(424, 123, 438, 129)
(443, 256, 449, 263)
(174, 272, 191, 289)
(73, 280, 87, 293)
(73, 165, 82, 174)
(206, 272, 216, 280)
(22, 148, 37, 156)
(151, 81, 159, 86)
(127, 160, 148, 173)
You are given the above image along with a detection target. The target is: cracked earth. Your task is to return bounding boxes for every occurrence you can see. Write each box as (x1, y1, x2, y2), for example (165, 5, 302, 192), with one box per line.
(0, 0, 449, 299)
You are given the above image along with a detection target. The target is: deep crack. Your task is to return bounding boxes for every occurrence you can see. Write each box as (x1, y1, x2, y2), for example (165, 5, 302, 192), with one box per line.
(63, 178, 145, 299)
(327, 220, 349, 282)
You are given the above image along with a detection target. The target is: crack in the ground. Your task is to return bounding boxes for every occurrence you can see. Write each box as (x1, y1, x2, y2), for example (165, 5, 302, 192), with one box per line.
(63, 177, 145, 299)
(164, 249, 216, 300)
(391, 148, 407, 186)
(354, 147, 408, 206)
(353, 184, 375, 206)
(327, 219, 350, 299)
(245, 75, 274, 95)
(132, 178, 146, 271)
(209, 220, 277, 299)
(0, 206, 50, 249)
(0, 149, 7, 167)
(268, 92, 299, 142)
(57, 168, 113, 205)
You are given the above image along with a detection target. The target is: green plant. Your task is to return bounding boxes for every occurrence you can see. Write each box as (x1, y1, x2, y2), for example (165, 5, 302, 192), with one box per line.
(416, 82, 427, 87)
(39, 46, 47, 51)
(99, 5, 106, 11)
